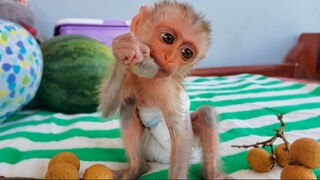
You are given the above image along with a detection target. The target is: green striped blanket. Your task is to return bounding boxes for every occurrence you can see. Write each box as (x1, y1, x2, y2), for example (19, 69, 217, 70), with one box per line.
(1, 74, 320, 179)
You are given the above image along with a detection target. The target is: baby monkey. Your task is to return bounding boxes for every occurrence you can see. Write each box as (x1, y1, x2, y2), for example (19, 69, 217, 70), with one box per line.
(99, 0, 222, 179)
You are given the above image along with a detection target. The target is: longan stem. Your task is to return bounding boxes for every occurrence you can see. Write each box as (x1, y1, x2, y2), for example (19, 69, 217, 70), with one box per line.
(231, 114, 289, 169)
(276, 114, 291, 164)
(231, 114, 286, 149)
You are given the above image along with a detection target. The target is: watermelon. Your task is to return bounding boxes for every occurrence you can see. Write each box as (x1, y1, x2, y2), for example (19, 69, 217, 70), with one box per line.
(36, 35, 114, 113)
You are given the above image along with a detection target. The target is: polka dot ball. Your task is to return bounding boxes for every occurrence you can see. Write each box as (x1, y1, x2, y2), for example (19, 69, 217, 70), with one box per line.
(0, 20, 43, 122)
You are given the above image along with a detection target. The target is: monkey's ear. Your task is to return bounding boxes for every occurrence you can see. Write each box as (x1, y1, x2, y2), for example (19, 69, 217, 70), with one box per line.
(130, 6, 151, 33)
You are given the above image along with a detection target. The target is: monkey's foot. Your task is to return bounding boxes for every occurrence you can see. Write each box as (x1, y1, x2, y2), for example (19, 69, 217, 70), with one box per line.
(112, 164, 150, 179)
(202, 169, 233, 180)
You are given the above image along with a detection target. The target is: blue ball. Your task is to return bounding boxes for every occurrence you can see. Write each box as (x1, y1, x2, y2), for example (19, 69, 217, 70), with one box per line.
(0, 20, 43, 122)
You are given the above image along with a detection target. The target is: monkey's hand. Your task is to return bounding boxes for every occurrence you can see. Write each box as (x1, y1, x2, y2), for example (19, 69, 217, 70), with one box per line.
(112, 32, 150, 66)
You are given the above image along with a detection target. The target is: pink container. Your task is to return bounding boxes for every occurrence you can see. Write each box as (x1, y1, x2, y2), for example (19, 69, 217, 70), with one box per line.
(54, 18, 130, 47)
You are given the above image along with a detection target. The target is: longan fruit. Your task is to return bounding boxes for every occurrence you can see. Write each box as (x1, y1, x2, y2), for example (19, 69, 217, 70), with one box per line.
(130, 57, 159, 78)
(83, 164, 113, 179)
(247, 148, 273, 173)
(48, 152, 80, 170)
(280, 165, 316, 179)
(45, 162, 79, 179)
(275, 143, 290, 168)
(289, 137, 320, 168)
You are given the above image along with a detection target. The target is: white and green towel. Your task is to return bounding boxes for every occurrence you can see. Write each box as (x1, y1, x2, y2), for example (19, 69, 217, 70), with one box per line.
(0, 74, 319, 179)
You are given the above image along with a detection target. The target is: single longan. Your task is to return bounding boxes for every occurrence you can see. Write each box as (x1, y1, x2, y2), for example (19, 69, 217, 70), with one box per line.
(280, 165, 316, 180)
(247, 148, 273, 173)
(130, 57, 159, 78)
(48, 152, 80, 170)
(83, 164, 113, 179)
(45, 162, 79, 179)
(275, 143, 290, 168)
(289, 137, 320, 168)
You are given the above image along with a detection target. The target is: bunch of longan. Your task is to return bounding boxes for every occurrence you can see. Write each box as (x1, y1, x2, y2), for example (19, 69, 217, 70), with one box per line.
(45, 152, 113, 179)
(247, 137, 320, 179)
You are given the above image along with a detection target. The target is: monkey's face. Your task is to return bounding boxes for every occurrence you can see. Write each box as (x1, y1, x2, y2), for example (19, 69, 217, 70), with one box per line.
(135, 10, 210, 78)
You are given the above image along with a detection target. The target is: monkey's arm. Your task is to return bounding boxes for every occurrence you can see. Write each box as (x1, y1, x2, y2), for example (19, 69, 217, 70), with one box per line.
(98, 61, 127, 118)
(98, 32, 150, 118)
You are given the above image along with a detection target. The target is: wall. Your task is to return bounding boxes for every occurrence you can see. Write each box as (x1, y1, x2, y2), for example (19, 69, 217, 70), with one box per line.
(29, 0, 320, 68)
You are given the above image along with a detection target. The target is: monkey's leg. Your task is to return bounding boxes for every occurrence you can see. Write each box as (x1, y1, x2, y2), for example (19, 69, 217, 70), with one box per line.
(191, 106, 221, 179)
(113, 98, 150, 179)
(163, 110, 192, 179)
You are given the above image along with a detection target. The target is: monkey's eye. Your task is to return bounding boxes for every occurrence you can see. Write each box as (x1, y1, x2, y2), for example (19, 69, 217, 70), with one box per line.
(181, 47, 194, 61)
(161, 32, 175, 44)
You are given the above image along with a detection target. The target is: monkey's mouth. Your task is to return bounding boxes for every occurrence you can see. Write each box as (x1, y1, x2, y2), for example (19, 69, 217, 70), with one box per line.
(152, 58, 170, 78)
(155, 68, 169, 78)
(148, 52, 171, 78)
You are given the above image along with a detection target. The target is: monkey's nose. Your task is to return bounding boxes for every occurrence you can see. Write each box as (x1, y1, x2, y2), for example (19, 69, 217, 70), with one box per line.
(164, 48, 177, 61)
(164, 53, 168, 60)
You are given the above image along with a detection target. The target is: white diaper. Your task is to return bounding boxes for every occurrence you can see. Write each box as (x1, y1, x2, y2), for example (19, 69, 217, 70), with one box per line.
(138, 92, 200, 164)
